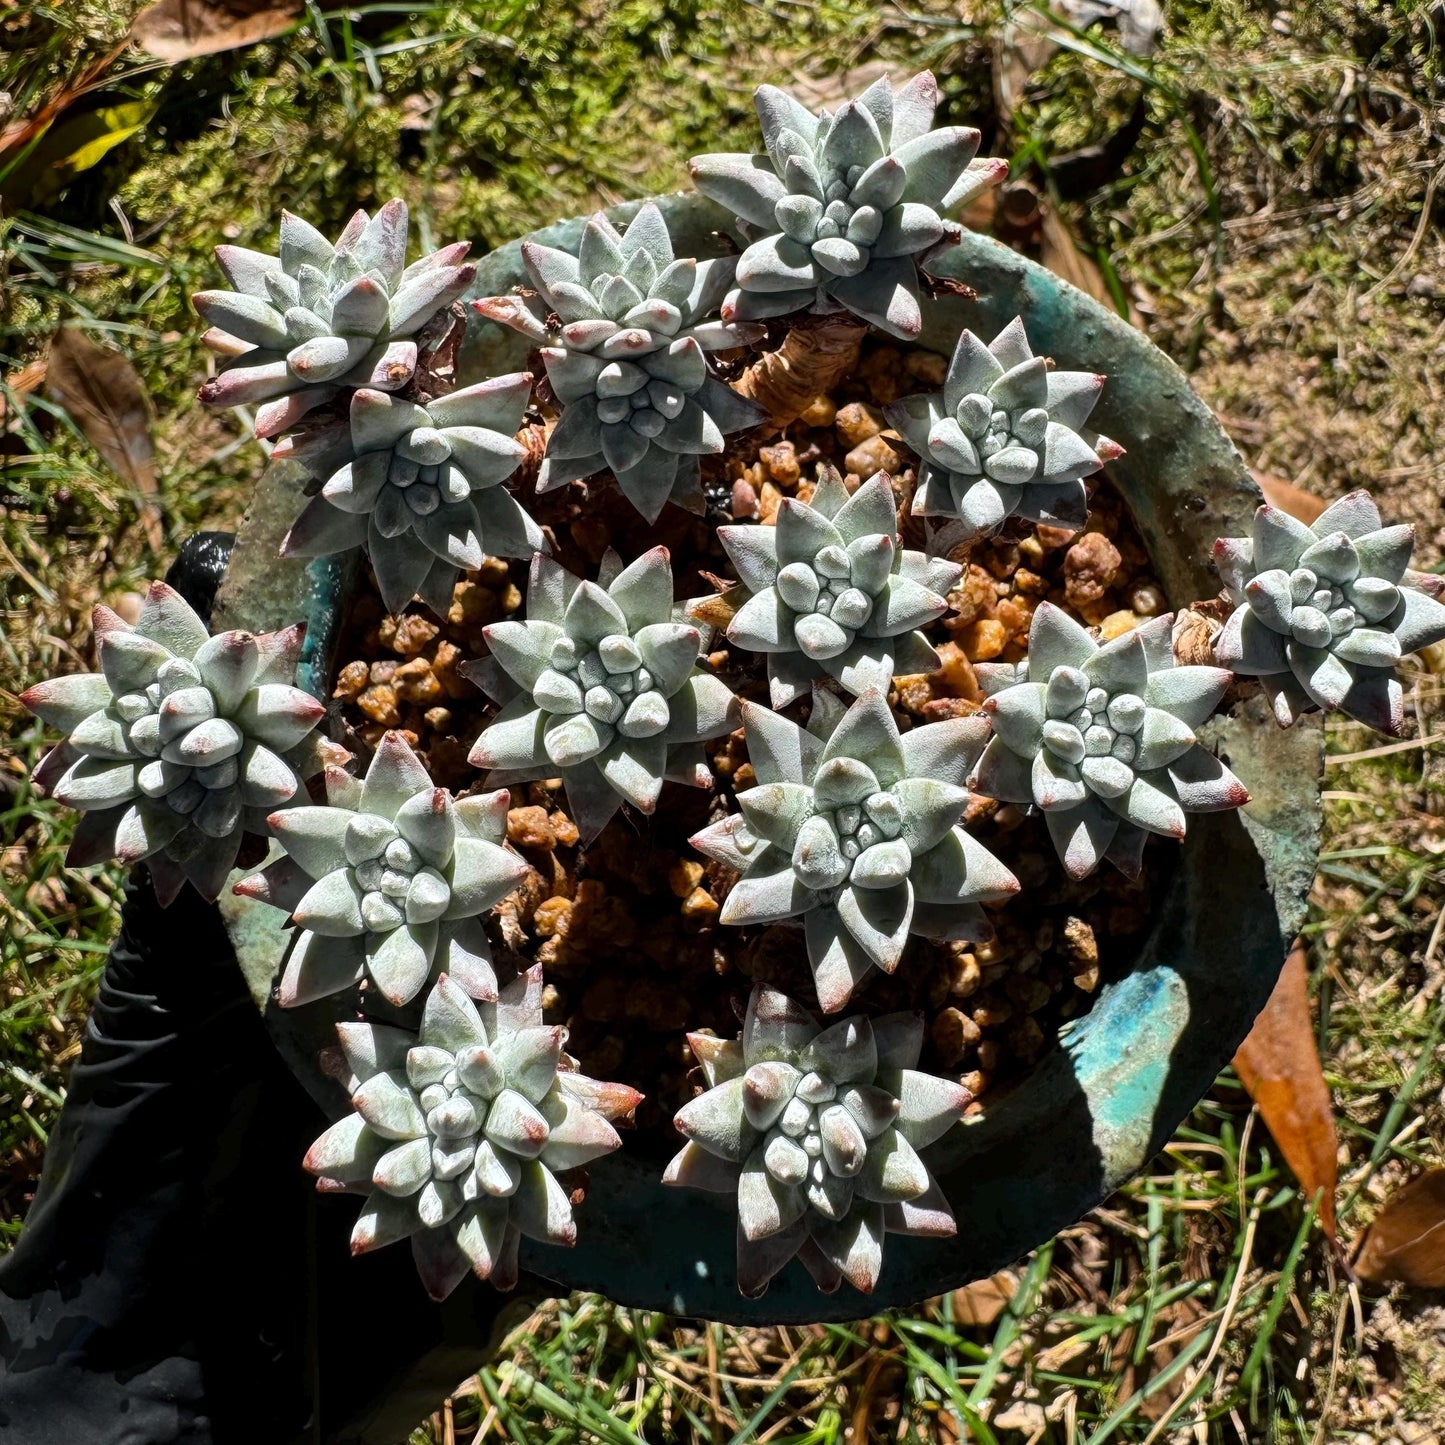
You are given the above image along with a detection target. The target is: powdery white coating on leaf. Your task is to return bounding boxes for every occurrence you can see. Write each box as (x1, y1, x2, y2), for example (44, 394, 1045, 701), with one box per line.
(279, 376, 543, 617)
(195, 199, 475, 433)
(236, 731, 529, 1007)
(468, 548, 741, 843)
(20, 581, 325, 905)
(967, 602, 1248, 881)
(305, 970, 642, 1300)
(690, 72, 1007, 339)
(693, 464, 960, 708)
(694, 687, 1010, 1013)
(472, 203, 767, 521)
(885, 316, 1120, 543)
(665, 983, 966, 1297)
(1211, 491, 1445, 734)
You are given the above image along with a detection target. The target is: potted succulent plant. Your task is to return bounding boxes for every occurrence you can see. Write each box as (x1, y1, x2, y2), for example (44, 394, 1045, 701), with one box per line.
(23, 71, 1445, 1327)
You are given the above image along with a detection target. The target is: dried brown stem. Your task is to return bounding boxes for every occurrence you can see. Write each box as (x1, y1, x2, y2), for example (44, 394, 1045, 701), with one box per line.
(733, 311, 870, 428)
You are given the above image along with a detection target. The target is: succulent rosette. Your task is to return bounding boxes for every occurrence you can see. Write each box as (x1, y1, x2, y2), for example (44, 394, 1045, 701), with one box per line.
(236, 732, 529, 1008)
(690, 72, 1007, 339)
(467, 548, 740, 842)
(885, 317, 1120, 539)
(20, 581, 325, 905)
(305, 971, 643, 1299)
(193, 199, 474, 438)
(664, 985, 965, 1297)
(474, 202, 766, 521)
(695, 466, 961, 707)
(969, 603, 1248, 880)
(692, 689, 1018, 1013)
(1213, 491, 1445, 734)
(278, 375, 542, 616)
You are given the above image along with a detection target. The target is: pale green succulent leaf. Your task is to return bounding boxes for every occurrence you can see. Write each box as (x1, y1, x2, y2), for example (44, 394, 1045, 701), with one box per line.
(421, 973, 489, 1052)
(675, 1075, 754, 1163)
(294, 867, 366, 936)
(1083, 631, 1149, 697)
(360, 730, 433, 819)
(539, 1091, 622, 1172)
(445, 836, 527, 920)
(353, 1070, 427, 1141)
(1106, 770, 1187, 838)
(1023, 602, 1092, 676)
(278, 932, 360, 1012)
(1166, 747, 1250, 812)
(303, 1112, 386, 1183)
(663, 672, 739, 743)
(21, 672, 119, 734)
(818, 688, 904, 784)
(898, 714, 990, 789)
(350, 1190, 419, 1255)
(1312, 489, 1381, 540)
(1392, 586, 1445, 654)
(912, 826, 1017, 905)
(366, 922, 436, 1006)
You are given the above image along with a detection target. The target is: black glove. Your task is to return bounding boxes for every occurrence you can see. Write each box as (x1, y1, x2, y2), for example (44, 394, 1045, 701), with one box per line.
(0, 536, 523, 1445)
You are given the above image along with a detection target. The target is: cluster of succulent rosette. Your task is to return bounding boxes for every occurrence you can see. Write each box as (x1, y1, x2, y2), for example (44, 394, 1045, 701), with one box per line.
(19, 69, 1445, 1304)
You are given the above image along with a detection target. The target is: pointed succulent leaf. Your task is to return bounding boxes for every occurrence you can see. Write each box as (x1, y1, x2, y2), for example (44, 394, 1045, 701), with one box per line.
(196, 201, 469, 429)
(1213, 486, 1435, 733)
(670, 983, 955, 1297)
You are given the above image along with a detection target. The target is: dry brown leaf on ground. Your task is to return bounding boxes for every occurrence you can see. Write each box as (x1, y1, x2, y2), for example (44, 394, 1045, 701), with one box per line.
(1039, 206, 1142, 323)
(951, 1270, 1019, 1327)
(0, 360, 46, 427)
(1232, 940, 1339, 1244)
(1253, 470, 1326, 525)
(130, 0, 304, 62)
(44, 328, 163, 551)
(1355, 1169, 1445, 1289)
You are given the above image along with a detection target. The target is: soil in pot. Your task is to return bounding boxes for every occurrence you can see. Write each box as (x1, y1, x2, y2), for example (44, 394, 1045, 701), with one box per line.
(325, 334, 1179, 1151)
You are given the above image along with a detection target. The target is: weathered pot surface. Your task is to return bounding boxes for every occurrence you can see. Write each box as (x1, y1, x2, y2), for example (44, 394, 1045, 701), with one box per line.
(214, 193, 1322, 1324)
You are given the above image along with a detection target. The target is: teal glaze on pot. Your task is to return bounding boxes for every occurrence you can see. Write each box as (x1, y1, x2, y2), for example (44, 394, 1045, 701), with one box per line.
(213, 193, 1322, 1324)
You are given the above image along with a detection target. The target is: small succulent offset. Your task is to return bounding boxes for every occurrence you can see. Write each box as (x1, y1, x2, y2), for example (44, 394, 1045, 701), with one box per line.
(664, 985, 965, 1296)
(236, 732, 529, 1008)
(194, 199, 474, 439)
(1213, 491, 1445, 735)
(305, 971, 643, 1299)
(696, 466, 961, 707)
(21, 582, 324, 906)
(474, 203, 765, 522)
(692, 690, 1018, 1013)
(279, 375, 542, 616)
(886, 317, 1120, 540)
(467, 548, 740, 842)
(690, 72, 1007, 340)
(969, 603, 1248, 880)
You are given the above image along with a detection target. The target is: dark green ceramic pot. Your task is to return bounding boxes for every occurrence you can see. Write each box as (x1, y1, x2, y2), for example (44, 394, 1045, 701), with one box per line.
(213, 193, 1322, 1325)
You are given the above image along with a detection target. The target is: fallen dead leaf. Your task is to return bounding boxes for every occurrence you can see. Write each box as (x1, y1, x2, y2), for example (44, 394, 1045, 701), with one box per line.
(45, 328, 163, 551)
(951, 1269, 1019, 1327)
(1355, 1168, 1445, 1289)
(1253, 470, 1327, 525)
(1039, 205, 1143, 326)
(1, 359, 47, 426)
(1233, 940, 1338, 1244)
(129, 0, 304, 62)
